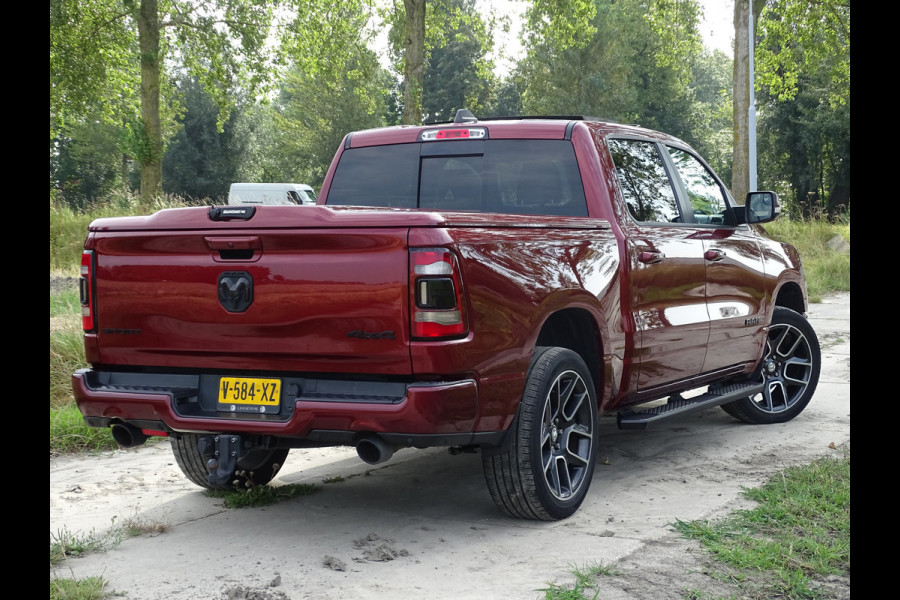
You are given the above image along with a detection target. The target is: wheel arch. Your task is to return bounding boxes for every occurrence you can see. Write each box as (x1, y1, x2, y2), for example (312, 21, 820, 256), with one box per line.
(773, 280, 806, 315)
(534, 307, 604, 405)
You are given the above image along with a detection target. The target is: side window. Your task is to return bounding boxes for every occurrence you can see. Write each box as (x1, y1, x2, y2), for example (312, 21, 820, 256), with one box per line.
(666, 147, 731, 225)
(607, 139, 681, 223)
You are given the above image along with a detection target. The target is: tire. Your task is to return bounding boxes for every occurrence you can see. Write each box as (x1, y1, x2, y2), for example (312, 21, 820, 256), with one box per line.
(483, 347, 599, 520)
(171, 433, 289, 490)
(721, 306, 821, 424)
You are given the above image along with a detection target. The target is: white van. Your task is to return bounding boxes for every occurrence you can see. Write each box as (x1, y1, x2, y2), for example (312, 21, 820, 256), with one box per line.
(228, 183, 318, 206)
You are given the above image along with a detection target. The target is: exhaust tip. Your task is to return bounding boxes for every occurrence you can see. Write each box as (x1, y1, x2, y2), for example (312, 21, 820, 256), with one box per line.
(111, 423, 148, 448)
(356, 436, 395, 465)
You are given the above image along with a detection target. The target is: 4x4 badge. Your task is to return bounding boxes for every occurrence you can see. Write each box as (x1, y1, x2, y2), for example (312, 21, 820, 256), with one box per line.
(218, 271, 253, 313)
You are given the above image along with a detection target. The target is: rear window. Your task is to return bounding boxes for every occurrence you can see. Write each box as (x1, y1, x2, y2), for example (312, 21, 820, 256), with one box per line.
(326, 140, 587, 216)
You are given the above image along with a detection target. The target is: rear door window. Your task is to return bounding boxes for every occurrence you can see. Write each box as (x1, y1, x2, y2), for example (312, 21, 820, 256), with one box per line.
(606, 138, 683, 224)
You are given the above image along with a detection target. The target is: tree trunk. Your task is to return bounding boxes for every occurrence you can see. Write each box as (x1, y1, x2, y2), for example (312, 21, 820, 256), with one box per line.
(402, 0, 426, 125)
(731, 0, 765, 204)
(138, 0, 163, 202)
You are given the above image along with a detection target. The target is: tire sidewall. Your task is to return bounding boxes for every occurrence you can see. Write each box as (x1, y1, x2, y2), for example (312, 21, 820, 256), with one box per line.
(518, 347, 599, 519)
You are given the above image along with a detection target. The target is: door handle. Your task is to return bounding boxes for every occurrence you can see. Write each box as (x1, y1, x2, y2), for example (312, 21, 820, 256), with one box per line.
(704, 249, 726, 262)
(638, 251, 665, 264)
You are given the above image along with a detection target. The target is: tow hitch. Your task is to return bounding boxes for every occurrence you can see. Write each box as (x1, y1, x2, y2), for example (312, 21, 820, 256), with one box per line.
(198, 434, 243, 488)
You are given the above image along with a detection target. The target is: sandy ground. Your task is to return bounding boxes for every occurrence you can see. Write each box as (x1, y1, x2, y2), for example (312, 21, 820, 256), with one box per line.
(50, 293, 850, 600)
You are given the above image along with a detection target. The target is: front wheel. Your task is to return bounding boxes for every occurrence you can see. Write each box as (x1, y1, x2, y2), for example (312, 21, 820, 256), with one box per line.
(171, 433, 289, 490)
(483, 347, 599, 520)
(721, 307, 821, 424)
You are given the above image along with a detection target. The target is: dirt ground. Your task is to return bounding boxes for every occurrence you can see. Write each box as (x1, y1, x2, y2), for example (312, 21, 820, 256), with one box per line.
(50, 293, 850, 600)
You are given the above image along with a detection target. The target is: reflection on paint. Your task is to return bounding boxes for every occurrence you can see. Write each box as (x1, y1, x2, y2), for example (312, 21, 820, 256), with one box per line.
(637, 299, 753, 330)
(707, 300, 752, 320)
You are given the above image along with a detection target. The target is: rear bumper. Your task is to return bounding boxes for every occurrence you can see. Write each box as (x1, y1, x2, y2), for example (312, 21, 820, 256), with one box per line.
(72, 368, 492, 447)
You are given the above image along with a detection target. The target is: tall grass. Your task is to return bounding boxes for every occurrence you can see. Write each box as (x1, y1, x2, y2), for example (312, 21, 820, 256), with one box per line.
(50, 191, 189, 274)
(763, 216, 850, 302)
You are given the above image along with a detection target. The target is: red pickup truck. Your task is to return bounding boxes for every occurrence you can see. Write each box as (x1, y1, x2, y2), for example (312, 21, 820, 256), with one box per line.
(73, 112, 820, 520)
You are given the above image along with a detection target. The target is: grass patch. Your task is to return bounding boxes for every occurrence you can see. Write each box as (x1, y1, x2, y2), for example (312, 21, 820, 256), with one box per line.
(763, 218, 850, 302)
(50, 528, 114, 564)
(50, 193, 190, 272)
(48, 519, 150, 565)
(541, 561, 621, 599)
(205, 483, 320, 508)
(50, 576, 109, 600)
(50, 285, 119, 454)
(673, 448, 850, 599)
(50, 403, 119, 455)
(50, 324, 86, 409)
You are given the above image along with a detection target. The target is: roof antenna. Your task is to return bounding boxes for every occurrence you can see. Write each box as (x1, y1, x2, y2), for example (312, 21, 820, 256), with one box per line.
(454, 109, 477, 124)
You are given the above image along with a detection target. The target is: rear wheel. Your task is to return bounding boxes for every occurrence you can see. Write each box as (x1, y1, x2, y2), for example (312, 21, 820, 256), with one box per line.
(721, 307, 821, 424)
(171, 433, 289, 490)
(483, 347, 599, 520)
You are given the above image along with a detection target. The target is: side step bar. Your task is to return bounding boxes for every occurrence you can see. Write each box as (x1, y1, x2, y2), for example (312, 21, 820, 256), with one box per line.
(617, 381, 764, 430)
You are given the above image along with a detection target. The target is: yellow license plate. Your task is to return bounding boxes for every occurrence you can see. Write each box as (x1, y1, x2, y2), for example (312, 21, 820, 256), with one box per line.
(217, 377, 281, 410)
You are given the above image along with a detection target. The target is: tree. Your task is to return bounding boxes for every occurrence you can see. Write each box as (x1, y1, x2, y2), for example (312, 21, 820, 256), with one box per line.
(162, 77, 257, 203)
(754, 0, 850, 217)
(385, 0, 498, 124)
(51, 117, 126, 210)
(401, 0, 427, 124)
(422, 0, 495, 122)
(51, 0, 284, 202)
(270, 44, 391, 186)
(518, 0, 708, 139)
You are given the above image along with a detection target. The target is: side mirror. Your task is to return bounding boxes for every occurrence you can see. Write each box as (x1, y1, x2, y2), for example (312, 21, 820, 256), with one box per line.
(744, 191, 781, 224)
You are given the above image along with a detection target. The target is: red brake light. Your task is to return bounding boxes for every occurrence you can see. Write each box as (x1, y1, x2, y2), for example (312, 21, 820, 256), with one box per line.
(80, 250, 95, 331)
(419, 127, 487, 141)
(436, 129, 470, 139)
(410, 248, 468, 339)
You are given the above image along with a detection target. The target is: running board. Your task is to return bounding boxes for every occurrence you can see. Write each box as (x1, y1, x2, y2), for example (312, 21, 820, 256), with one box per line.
(616, 381, 764, 430)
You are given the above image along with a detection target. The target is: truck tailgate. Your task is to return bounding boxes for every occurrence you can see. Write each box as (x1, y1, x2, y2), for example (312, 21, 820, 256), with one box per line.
(89, 215, 412, 375)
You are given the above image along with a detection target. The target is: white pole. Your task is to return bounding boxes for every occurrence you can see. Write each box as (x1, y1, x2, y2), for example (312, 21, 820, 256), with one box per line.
(748, 3, 757, 192)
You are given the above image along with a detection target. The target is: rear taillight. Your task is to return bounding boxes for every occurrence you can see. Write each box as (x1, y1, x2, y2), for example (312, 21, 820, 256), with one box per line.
(410, 248, 468, 339)
(80, 250, 95, 331)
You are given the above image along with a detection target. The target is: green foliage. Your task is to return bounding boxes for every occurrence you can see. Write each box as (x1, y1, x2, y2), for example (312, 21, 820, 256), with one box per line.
(162, 77, 253, 203)
(206, 483, 320, 508)
(525, 0, 597, 51)
(518, 0, 726, 167)
(541, 561, 620, 600)
(755, 1, 850, 219)
(51, 117, 128, 211)
(422, 0, 496, 123)
(673, 450, 850, 599)
(50, 576, 109, 600)
(755, 0, 849, 107)
(270, 40, 390, 186)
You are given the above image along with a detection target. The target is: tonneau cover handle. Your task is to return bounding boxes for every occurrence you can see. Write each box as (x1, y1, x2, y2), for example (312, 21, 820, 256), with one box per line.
(208, 206, 256, 221)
